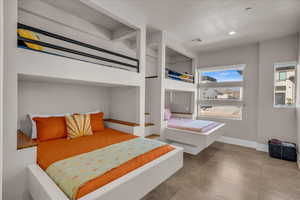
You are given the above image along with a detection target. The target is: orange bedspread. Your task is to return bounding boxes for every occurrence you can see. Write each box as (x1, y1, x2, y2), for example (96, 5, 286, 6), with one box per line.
(37, 128, 174, 199)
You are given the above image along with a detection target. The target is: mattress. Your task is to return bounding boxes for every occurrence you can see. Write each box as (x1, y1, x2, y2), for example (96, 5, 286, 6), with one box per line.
(165, 68, 194, 83)
(167, 118, 221, 133)
(37, 128, 173, 199)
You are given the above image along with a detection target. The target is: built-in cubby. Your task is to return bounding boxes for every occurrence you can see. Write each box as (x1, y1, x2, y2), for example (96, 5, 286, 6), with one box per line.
(144, 31, 198, 140)
(165, 90, 193, 113)
(165, 47, 194, 82)
(17, 74, 143, 147)
(18, 0, 140, 72)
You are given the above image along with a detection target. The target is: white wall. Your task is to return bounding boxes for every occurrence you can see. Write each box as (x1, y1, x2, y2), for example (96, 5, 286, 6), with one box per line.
(199, 44, 259, 142)
(257, 34, 299, 144)
(0, 0, 3, 198)
(168, 55, 192, 75)
(145, 78, 160, 133)
(165, 91, 192, 113)
(109, 86, 140, 123)
(172, 60, 192, 74)
(18, 80, 111, 137)
(198, 34, 299, 145)
(297, 33, 300, 163)
(146, 48, 158, 77)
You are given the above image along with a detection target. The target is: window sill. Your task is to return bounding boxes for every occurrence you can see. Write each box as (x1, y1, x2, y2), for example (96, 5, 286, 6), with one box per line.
(198, 115, 242, 121)
(274, 105, 296, 109)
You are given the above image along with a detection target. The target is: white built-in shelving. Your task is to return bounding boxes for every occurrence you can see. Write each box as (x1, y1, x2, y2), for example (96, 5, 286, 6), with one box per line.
(145, 31, 198, 139)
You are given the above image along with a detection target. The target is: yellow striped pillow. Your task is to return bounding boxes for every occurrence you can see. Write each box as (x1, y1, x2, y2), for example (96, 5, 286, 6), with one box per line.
(65, 114, 93, 139)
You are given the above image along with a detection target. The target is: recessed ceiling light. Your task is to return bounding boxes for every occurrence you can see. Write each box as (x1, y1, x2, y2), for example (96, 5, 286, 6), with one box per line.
(228, 31, 236, 36)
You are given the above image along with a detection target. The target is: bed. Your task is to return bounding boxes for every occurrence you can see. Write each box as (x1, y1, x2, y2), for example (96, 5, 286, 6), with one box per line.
(165, 68, 194, 83)
(165, 118, 225, 155)
(28, 128, 183, 200)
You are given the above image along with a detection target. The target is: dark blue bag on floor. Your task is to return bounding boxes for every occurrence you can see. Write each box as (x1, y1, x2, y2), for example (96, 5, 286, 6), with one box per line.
(268, 139, 297, 162)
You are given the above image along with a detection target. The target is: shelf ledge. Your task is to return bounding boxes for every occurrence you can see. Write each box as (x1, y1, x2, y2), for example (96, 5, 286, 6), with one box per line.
(104, 119, 154, 127)
(17, 130, 37, 150)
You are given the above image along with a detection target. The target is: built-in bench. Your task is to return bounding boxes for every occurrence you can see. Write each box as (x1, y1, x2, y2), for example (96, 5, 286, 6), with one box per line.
(104, 119, 154, 127)
(17, 130, 37, 150)
(17, 120, 156, 150)
(104, 119, 139, 127)
(104, 119, 155, 136)
(171, 112, 192, 115)
(171, 112, 194, 119)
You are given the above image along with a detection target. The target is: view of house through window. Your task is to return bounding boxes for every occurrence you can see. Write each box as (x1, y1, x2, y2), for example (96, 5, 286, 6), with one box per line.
(274, 63, 297, 107)
(198, 65, 245, 120)
(199, 105, 242, 119)
(200, 87, 242, 100)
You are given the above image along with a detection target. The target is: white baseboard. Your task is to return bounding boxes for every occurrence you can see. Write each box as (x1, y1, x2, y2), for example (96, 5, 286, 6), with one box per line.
(256, 143, 269, 152)
(217, 136, 268, 152)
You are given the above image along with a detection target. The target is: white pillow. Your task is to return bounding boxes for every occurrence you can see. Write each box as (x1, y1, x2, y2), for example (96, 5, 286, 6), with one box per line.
(29, 113, 71, 139)
(81, 110, 101, 114)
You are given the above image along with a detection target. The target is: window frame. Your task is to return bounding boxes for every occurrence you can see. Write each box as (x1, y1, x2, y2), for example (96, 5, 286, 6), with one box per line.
(273, 62, 298, 108)
(198, 64, 246, 120)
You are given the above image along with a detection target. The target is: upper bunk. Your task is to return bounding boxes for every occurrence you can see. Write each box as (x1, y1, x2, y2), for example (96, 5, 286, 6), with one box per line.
(145, 31, 197, 92)
(16, 0, 145, 87)
(164, 46, 196, 92)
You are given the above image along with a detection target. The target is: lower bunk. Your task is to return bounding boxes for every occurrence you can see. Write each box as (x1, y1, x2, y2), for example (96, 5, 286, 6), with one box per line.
(164, 118, 225, 155)
(28, 128, 183, 200)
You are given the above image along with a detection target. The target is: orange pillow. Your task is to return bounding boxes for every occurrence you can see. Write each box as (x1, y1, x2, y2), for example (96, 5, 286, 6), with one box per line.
(33, 116, 67, 142)
(90, 112, 105, 132)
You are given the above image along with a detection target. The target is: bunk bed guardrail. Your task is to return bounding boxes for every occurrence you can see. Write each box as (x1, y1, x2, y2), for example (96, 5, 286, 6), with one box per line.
(17, 23, 140, 72)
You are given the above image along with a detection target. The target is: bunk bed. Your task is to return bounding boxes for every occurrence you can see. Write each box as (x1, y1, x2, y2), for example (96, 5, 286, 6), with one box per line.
(164, 109, 225, 155)
(165, 68, 194, 83)
(28, 128, 183, 200)
(13, 1, 183, 200)
(16, 0, 144, 88)
(17, 23, 140, 73)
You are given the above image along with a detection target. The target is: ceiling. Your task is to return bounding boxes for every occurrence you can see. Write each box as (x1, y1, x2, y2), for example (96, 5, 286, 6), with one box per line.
(40, 0, 129, 31)
(166, 47, 192, 60)
(116, 0, 300, 53)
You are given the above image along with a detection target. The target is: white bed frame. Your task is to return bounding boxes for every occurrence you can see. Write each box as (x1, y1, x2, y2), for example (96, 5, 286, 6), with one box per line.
(165, 123, 225, 155)
(28, 146, 183, 200)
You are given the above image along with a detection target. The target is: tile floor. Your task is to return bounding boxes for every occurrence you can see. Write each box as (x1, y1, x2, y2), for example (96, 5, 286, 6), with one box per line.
(143, 142, 300, 200)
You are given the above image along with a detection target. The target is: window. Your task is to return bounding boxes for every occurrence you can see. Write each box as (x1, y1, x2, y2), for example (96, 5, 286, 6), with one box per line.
(198, 64, 245, 120)
(200, 69, 243, 83)
(200, 87, 242, 100)
(199, 105, 242, 119)
(274, 62, 297, 107)
(279, 71, 287, 81)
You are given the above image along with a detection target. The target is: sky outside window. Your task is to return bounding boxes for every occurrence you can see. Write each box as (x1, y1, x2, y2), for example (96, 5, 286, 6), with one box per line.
(201, 69, 243, 82)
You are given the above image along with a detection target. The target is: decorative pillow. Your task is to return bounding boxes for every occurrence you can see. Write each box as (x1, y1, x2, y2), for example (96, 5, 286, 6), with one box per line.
(164, 108, 172, 120)
(65, 114, 93, 139)
(29, 112, 72, 139)
(33, 116, 67, 142)
(90, 112, 105, 132)
(17, 29, 44, 51)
